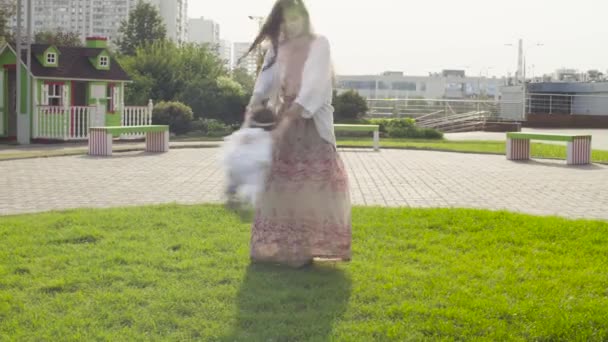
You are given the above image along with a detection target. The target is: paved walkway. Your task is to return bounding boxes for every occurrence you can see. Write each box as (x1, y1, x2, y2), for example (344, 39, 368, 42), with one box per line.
(1, 148, 607, 220)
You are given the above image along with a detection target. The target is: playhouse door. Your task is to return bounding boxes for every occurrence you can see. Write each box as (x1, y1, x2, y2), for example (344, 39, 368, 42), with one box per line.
(89, 84, 106, 127)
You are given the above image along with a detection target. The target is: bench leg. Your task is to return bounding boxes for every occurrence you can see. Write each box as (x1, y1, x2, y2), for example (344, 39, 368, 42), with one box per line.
(88, 130, 113, 156)
(567, 137, 592, 165)
(145, 131, 169, 153)
(506, 138, 530, 161)
(373, 130, 380, 151)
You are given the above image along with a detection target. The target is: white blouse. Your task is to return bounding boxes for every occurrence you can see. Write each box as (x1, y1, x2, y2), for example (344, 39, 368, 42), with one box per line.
(250, 35, 336, 146)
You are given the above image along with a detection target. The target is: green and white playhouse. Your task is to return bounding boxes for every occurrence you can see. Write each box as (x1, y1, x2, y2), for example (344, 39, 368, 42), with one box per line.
(0, 37, 152, 143)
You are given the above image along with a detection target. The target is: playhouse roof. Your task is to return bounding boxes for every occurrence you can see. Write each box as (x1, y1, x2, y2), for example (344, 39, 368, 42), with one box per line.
(20, 44, 131, 81)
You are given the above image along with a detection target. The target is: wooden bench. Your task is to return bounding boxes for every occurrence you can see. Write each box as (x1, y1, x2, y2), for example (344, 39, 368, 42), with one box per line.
(89, 125, 170, 156)
(506, 132, 592, 165)
(334, 124, 380, 151)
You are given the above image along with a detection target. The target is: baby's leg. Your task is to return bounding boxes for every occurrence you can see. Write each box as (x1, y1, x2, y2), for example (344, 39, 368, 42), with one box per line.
(225, 168, 242, 196)
(242, 170, 266, 206)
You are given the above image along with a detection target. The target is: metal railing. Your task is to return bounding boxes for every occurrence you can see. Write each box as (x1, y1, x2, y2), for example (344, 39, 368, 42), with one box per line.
(365, 98, 523, 132)
(526, 93, 608, 116)
(417, 111, 491, 133)
(367, 98, 508, 118)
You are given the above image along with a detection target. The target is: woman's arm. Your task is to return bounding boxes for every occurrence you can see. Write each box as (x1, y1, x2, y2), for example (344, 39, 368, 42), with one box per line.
(293, 35, 332, 118)
(273, 36, 332, 141)
(248, 47, 278, 112)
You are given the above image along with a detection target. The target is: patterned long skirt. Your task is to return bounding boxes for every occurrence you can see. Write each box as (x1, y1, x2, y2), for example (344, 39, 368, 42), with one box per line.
(251, 115, 352, 267)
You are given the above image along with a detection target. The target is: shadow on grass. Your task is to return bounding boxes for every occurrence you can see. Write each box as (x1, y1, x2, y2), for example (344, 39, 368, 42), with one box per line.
(222, 263, 351, 341)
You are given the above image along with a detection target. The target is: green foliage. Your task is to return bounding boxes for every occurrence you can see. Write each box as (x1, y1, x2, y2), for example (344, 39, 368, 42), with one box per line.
(337, 118, 443, 140)
(116, 0, 167, 55)
(333, 90, 369, 122)
(231, 67, 255, 95)
(152, 101, 194, 135)
(34, 30, 82, 47)
(384, 118, 443, 139)
(191, 118, 233, 137)
(366, 118, 391, 134)
(0, 0, 16, 42)
(119, 42, 248, 128)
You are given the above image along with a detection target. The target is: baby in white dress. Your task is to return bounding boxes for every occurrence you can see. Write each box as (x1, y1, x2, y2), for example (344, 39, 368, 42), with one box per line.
(222, 107, 275, 210)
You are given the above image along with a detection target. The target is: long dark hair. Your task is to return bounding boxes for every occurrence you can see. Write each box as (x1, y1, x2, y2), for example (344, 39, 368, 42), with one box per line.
(239, 0, 312, 72)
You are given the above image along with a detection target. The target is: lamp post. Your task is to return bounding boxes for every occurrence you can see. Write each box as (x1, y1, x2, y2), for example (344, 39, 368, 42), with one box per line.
(478, 67, 494, 98)
(15, 0, 32, 144)
(505, 40, 544, 119)
(248, 15, 264, 28)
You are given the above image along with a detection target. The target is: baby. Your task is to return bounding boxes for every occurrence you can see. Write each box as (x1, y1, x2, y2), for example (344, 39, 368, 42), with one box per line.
(221, 107, 275, 211)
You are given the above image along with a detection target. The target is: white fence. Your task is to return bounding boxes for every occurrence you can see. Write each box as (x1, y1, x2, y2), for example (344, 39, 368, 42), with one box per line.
(121, 100, 154, 139)
(32, 100, 154, 141)
(33, 106, 95, 140)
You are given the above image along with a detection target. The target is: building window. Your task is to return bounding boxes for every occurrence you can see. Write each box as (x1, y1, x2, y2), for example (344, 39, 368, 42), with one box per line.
(339, 81, 376, 90)
(99, 56, 109, 68)
(392, 82, 417, 91)
(47, 83, 63, 106)
(46, 52, 57, 65)
(377, 81, 389, 90)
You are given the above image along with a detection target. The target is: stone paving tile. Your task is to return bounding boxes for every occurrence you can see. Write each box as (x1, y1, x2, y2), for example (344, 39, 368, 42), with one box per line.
(0, 148, 607, 220)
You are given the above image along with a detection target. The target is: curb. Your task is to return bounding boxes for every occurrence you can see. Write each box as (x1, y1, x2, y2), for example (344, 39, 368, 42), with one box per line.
(1, 143, 606, 165)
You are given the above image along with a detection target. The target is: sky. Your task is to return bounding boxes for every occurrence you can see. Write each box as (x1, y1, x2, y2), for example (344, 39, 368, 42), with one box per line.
(189, 0, 608, 77)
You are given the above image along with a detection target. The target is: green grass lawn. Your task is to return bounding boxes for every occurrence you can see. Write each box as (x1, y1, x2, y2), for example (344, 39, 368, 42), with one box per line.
(338, 137, 608, 163)
(1, 205, 607, 341)
(174, 134, 608, 163)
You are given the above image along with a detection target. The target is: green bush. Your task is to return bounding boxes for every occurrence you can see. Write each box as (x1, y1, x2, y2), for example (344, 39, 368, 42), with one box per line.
(367, 118, 392, 134)
(193, 119, 233, 137)
(385, 118, 417, 138)
(152, 101, 194, 135)
(190, 118, 207, 134)
(420, 127, 444, 139)
(333, 90, 369, 122)
(365, 118, 443, 139)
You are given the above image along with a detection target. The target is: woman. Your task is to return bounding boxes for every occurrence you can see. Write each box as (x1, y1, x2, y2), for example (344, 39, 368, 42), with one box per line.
(242, 0, 351, 268)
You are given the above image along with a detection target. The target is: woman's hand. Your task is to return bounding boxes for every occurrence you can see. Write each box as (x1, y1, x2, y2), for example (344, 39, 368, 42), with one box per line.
(272, 104, 303, 142)
(272, 116, 291, 142)
(244, 98, 268, 123)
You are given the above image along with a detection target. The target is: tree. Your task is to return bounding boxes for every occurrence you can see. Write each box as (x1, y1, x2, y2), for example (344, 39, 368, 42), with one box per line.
(119, 41, 185, 105)
(231, 67, 255, 95)
(116, 0, 166, 55)
(191, 76, 248, 124)
(35, 30, 82, 47)
(119, 41, 249, 125)
(152, 101, 194, 134)
(333, 90, 369, 122)
(0, 0, 16, 42)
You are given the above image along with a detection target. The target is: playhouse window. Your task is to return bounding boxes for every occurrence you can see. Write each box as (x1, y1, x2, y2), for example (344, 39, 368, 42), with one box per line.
(46, 52, 57, 65)
(99, 55, 109, 68)
(48, 83, 63, 106)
